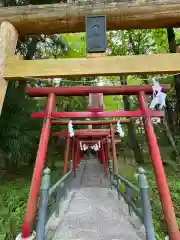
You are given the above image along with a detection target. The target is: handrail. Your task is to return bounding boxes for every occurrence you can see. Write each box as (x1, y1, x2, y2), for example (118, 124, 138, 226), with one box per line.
(47, 169, 73, 220)
(112, 172, 143, 219)
(109, 160, 156, 240)
(36, 161, 73, 240)
(48, 170, 72, 196)
(114, 173, 140, 192)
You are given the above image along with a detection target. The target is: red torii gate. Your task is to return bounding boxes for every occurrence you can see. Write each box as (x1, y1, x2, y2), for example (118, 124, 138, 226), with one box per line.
(52, 127, 119, 177)
(80, 139, 112, 166)
(51, 119, 132, 178)
(59, 131, 111, 177)
(22, 84, 179, 240)
(53, 131, 108, 175)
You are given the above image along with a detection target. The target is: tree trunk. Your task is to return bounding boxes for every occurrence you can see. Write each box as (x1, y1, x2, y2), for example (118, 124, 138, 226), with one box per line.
(167, 28, 180, 127)
(120, 76, 144, 164)
(163, 117, 179, 156)
(165, 99, 176, 134)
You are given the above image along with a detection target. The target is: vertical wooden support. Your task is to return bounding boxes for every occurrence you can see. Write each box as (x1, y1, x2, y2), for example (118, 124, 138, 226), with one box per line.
(106, 136, 112, 161)
(0, 21, 18, 115)
(82, 150, 84, 160)
(79, 148, 82, 161)
(100, 139, 103, 164)
(75, 138, 78, 168)
(104, 138, 109, 168)
(138, 91, 180, 240)
(99, 150, 101, 163)
(63, 136, 70, 175)
(72, 137, 76, 177)
(110, 123, 118, 174)
(97, 150, 100, 162)
(76, 139, 80, 166)
(22, 93, 56, 238)
(104, 141, 108, 174)
(81, 150, 84, 160)
(101, 140, 107, 177)
(78, 140, 81, 164)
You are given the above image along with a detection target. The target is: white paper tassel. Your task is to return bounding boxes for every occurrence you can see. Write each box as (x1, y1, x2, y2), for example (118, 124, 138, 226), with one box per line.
(151, 117, 161, 124)
(149, 79, 167, 110)
(83, 144, 88, 151)
(116, 120, 125, 137)
(152, 78, 162, 97)
(95, 144, 99, 151)
(80, 141, 83, 151)
(68, 120, 74, 137)
(149, 92, 166, 109)
(90, 144, 99, 151)
(91, 145, 95, 150)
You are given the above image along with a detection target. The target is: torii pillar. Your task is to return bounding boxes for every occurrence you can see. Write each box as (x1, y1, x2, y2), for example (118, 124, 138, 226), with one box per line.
(110, 123, 118, 174)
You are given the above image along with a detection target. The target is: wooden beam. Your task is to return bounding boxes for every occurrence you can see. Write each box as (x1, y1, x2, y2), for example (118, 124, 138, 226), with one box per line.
(0, 2, 180, 35)
(4, 53, 180, 79)
(52, 120, 130, 125)
(52, 131, 112, 137)
(73, 135, 109, 140)
(0, 21, 18, 115)
(26, 85, 170, 97)
(32, 109, 164, 119)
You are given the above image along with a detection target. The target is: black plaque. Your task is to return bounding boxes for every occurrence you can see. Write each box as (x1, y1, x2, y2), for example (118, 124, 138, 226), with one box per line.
(86, 15, 107, 53)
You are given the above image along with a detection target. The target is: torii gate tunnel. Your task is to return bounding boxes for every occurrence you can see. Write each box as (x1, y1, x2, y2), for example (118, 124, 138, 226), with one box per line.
(52, 127, 119, 178)
(21, 85, 180, 240)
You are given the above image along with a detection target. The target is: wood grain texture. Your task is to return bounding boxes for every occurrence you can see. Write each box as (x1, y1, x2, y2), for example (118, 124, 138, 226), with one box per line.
(0, 21, 18, 114)
(0, 2, 179, 35)
(4, 53, 180, 79)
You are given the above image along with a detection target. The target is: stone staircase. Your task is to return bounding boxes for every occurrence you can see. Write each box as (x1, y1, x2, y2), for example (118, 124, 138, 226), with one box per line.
(47, 158, 145, 240)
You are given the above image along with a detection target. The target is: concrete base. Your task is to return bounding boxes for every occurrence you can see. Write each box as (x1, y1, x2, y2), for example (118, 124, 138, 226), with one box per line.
(16, 231, 36, 240)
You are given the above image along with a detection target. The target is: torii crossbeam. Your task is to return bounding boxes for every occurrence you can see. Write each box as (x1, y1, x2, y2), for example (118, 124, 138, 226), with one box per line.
(52, 119, 130, 125)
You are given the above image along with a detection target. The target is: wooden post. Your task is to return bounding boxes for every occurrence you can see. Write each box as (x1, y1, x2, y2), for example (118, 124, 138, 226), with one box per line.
(63, 136, 70, 175)
(97, 150, 100, 162)
(104, 138, 109, 168)
(22, 93, 56, 238)
(72, 137, 76, 177)
(110, 123, 118, 174)
(74, 138, 78, 169)
(0, 21, 18, 115)
(101, 140, 107, 177)
(76, 139, 80, 166)
(99, 150, 102, 163)
(100, 139, 103, 164)
(138, 91, 180, 240)
(106, 136, 112, 161)
(105, 141, 108, 171)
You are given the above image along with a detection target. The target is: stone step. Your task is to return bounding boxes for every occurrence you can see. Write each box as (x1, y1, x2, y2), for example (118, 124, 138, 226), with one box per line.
(51, 158, 145, 240)
(53, 187, 143, 240)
